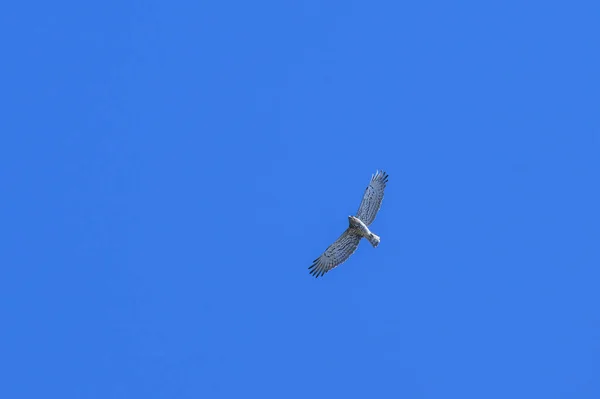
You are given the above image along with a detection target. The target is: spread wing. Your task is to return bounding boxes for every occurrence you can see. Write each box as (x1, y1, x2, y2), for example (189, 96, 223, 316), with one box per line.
(355, 170, 389, 226)
(309, 228, 361, 278)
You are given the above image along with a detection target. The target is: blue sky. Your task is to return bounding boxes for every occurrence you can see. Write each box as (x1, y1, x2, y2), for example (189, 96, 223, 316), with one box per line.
(1, 1, 599, 398)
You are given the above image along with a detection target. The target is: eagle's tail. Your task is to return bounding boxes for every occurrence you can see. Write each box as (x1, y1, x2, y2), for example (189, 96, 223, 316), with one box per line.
(367, 233, 380, 248)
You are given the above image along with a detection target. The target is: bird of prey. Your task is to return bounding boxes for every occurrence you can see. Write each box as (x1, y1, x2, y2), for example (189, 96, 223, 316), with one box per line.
(309, 170, 389, 278)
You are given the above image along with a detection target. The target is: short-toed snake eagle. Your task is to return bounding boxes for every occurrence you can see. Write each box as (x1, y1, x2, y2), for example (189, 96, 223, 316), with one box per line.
(309, 170, 389, 278)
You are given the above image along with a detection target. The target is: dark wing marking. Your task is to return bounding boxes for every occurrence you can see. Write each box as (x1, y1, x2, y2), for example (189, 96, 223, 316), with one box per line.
(355, 170, 389, 226)
(308, 228, 361, 278)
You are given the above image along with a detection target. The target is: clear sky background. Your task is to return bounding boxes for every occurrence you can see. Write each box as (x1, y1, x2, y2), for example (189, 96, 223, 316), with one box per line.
(1, 1, 599, 398)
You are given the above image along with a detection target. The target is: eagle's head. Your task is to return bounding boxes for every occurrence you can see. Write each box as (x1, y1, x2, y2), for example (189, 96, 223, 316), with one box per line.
(348, 215, 363, 228)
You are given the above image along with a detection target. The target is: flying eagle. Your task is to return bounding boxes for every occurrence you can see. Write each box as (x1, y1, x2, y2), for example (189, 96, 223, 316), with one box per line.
(309, 170, 389, 278)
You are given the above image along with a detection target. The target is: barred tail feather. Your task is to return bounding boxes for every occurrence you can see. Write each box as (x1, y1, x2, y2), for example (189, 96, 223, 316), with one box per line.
(367, 233, 380, 248)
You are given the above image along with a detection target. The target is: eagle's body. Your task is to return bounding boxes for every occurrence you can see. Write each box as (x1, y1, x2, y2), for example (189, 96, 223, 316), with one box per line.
(348, 215, 380, 248)
(309, 170, 389, 278)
